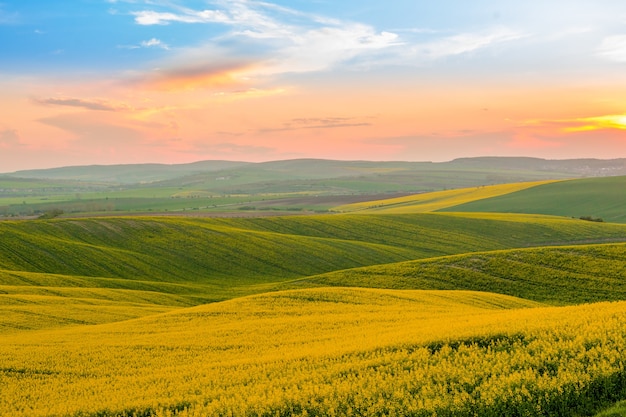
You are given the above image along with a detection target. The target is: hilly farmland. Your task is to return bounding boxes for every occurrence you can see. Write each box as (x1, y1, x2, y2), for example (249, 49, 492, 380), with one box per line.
(1, 171, 626, 416)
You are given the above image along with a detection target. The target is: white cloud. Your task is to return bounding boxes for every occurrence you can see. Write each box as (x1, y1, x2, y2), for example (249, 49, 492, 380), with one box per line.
(132, 9, 231, 25)
(118, 37, 170, 50)
(141, 38, 169, 49)
(415, 28, 527, 59)
(597, 35, 626, 62)
(125, 1, 525, 83)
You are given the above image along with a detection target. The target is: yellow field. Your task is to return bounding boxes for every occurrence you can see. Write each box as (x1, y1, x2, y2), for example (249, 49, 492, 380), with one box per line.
(334, 180, 559, 213)
(1, 287, 625, 416)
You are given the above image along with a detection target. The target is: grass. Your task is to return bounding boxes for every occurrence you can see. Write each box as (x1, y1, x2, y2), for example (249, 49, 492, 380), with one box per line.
(334, 180, 558, 213)
(0, 212, 625, 335)
(439, 175, 626, 223)
(291, 242, 626, 305)
(2, 214, 625, 284)
(597, 401, 626, 417)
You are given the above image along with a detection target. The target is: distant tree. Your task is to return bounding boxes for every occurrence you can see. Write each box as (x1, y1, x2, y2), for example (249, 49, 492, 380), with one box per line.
(38, 209, 64, 219)
(579, 216, 604, 222)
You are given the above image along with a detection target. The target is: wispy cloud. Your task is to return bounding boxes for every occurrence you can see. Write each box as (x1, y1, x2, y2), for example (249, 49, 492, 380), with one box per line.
(132, 9, 231, 25)
(118, 37, 170, 50)
(120, 1, 527, 92)
(0, 128, 21, 148)
(38, 113, 143, 145)
(260, 116, 372, 133)
(132, 59, 255, 91)
(141, 38, 169, 49)
(563, 114, 626, 132)
(414, 27, 527, 59)
(122, 0, 404, 87)
(34, 97, 130, 112)
(597, 35, 626, 62)
(525, 114, 626, 132)
(0, 6, 18, 25)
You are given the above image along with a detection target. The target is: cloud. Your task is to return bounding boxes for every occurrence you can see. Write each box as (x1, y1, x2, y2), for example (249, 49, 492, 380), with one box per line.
(124, 0, 402, 83)
(141, 38, 169, 49)
(0, 129, 21, 148)
(597, 35, 626, 62)
(34, 97, 130, 112)
(0, 6, 18, 25)
(525, 114, 626, 133)
(259, 116, 373, 133)
(119, 37, 170, 50)
(414, 27, 527, 59)
(120, 1, 529, 92)
(133, 59, 255, 91)
(132, 9, 231, 25)
(38, 113, 142, 146)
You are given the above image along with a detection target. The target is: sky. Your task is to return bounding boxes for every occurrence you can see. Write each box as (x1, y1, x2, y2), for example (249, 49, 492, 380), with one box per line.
(1, 1, 626, 171)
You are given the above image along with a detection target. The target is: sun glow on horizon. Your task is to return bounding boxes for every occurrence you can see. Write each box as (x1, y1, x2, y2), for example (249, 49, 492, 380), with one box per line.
(563, 114, 626, 132)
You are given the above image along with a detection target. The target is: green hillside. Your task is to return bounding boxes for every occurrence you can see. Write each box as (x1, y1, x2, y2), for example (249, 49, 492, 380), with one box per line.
(440, 176, 626, 223)
(293, 243, 626, 305)
(2, 214, 625, 285)
(0, 212, 625, 332)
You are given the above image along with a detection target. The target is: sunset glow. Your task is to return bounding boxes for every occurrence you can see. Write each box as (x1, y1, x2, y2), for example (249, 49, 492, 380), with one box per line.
(2, 1, 626, 171)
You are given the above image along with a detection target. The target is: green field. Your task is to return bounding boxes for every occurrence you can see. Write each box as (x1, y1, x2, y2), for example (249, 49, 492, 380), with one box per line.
(439, 176, 626, 223)
(2, 170, 626, 416)
(4, 157, 620, 217)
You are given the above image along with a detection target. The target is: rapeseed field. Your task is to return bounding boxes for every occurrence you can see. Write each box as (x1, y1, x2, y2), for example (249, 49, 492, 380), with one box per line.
(1, 288, 625, 416)
(333, 180, 558, 213)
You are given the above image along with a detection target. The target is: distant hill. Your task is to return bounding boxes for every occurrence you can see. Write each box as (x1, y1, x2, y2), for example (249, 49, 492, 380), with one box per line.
(4, 157, 626, 218)
(6, 157, 626, 185)
(9, 160, 252, 184)
(449, 156, 626, 176)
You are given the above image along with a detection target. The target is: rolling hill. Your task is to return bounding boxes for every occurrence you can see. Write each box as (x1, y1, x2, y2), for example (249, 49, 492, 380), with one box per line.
(439, 175, 626, 223)
(1, 212, 626, 334)
(10, 160, 251, 184)
(290, 243, 626, 305)
(2, 287, 626, 416)
(2, 176, 626, 416)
